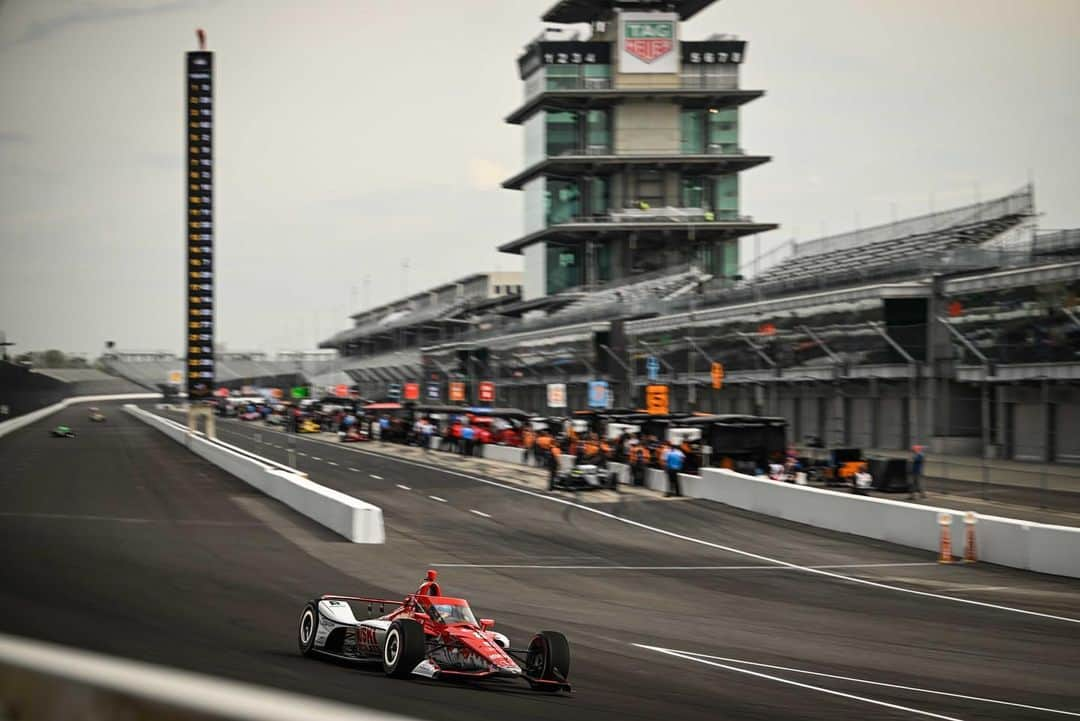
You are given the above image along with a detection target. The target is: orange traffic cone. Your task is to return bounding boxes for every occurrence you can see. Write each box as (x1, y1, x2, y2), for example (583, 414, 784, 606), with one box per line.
(938, 513, 953, 564)
(963, 511, 978, 563)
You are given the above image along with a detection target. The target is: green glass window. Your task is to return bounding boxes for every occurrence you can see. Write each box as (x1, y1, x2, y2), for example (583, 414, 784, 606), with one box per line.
(722, 240, 739, 279)
(588, 176, 609, 216)
(707, 109, 738, 153)
(681, 176, 708, 208)
(680, 109, 704, 154)
(714, 174, 739, 218)
(545, 65, 580, 90)
(546, 245, 583, 294)
(597, 242, 613, 282)
(546, 179, 581, 226)
(585, 110, 610, 153)
(546, 111, 579, 156)
(583, 64, 611, 87)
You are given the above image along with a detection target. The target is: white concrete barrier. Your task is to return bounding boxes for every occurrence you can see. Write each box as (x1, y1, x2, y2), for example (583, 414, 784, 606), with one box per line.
(0, 393, 162, 440)
(0, 632, 421, 721)
(684, 467, 1080, 577)
(126, 406, 384, 544)
(481, 444, 526, 465)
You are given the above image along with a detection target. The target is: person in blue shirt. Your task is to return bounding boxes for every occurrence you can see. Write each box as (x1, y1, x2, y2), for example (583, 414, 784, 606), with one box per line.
(665, 443, 685, 497)
(909, 445, 926, 500)
(461, 424, 475, 457)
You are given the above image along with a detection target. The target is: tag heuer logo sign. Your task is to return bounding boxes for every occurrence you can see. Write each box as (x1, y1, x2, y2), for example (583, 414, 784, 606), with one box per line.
(624, 21, 674, 63)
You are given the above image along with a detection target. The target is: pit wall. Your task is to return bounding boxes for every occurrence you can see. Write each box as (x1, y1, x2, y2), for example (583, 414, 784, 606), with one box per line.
(125, 406, 384, 544)
(476, 446, 1080, 579)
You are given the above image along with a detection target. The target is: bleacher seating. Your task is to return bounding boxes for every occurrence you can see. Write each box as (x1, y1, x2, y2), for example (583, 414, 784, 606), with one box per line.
(551, 268, 708, 319)
(739, 210, 1029, 299)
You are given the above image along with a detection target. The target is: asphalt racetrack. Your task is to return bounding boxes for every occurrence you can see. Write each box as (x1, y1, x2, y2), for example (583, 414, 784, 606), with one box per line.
(2, 402, 1078, 720)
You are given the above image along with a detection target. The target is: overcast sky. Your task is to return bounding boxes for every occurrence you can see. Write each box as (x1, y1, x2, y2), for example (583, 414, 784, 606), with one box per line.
(2, 0, 1078, 356)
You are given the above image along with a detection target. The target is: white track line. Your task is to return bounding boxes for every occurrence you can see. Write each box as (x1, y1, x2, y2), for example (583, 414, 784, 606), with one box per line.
(370, 474, 383, 480)
(349, 467, 360, 472)
(636, 645, 965, 721)
(636, 646, 1080, 718)
(327, 461, 338, 466)
(469, 509, 492, 519)
(311, 456, 322, 461)
(396, 484, 411, 491)
(431, 562, 938, 571)
(204, 418, 1080, 625)
(428, 495, 448, 503)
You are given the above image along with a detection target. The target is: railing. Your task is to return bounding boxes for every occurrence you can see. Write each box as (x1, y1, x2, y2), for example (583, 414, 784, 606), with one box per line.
(546, 208, 752, 225)
(546, 144, 745, 158)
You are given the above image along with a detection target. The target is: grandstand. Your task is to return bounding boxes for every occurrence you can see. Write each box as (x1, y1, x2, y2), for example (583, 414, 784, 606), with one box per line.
(317, 182, 1080, 465)
(102, 351, 306, 392)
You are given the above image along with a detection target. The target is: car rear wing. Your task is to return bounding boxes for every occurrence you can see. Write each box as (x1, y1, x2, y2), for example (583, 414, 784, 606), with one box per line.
(320, 594, 404, 614)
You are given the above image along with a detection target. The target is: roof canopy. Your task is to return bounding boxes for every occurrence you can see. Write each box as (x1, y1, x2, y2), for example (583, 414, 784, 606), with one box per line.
(543, 0, 717, 23)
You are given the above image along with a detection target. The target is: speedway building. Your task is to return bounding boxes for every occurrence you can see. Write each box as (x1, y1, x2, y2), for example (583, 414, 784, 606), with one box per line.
(314, 1, 1080, 465)
(101, 0, 1080, 466)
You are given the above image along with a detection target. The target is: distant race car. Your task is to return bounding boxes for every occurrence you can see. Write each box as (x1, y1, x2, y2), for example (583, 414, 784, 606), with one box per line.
(339, 427, 369, 443)
(298, 418, 321, 433)
(298, 570, 571, 693)
(551, 463, 618, 492)
(88, 407, 106, 422)
(239, 411, 262, 421)
(50, 425, 77, 438)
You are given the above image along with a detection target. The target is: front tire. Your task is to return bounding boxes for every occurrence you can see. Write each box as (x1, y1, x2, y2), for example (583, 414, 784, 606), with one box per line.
(526, 630, 570, 691)
(382, 619, 425, 678)
(297, 602, 318, 656)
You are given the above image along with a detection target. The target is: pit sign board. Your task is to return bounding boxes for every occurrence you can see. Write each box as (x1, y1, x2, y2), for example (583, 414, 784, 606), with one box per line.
(547, 383, 567, 408)
(426, 381, 440, 401)
(645, 384, 669, 415)
(711, 362, 724, 390)
(477, 381, 495, 404)
(588, 380, 609, 409)
(403, 382, 420, 401)
(618, 11, 678, 74)
(448, 382, 466, 402)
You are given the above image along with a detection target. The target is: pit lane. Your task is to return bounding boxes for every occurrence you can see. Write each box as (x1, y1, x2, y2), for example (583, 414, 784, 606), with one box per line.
(1, 402, 1077, 720)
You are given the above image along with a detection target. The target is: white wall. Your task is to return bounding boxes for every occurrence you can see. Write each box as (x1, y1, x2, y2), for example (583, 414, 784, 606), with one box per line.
(522, 239, 547, 300)
(125, 406, 384, 544)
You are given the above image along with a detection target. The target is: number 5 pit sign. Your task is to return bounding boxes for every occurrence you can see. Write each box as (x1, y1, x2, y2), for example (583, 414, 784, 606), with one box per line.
(645, 384, 669, 415)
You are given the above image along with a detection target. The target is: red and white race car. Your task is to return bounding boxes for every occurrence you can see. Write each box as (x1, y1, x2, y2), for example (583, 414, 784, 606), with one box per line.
(297, 570, 571, 693)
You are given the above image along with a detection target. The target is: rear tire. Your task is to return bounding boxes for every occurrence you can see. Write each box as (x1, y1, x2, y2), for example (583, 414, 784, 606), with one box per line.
(382, 619, 425, 678)
(297, 602, 318, 656)
(526, 630, 570, 691)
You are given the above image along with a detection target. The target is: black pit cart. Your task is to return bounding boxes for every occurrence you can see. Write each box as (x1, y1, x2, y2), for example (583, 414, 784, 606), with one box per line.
(551, 463, 618, 492)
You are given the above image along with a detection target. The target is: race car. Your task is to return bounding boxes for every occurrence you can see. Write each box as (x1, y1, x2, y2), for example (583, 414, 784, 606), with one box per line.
(298, 418, 322, 433)
(239, 410, 262, 421)
(551, 463, 618, 492)
(297, 570, 571, 693)
(50, 425, 76, 438)
(339, 426, 369, 442)
(88, 407, 106, 422)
